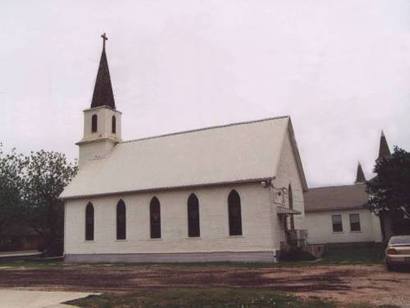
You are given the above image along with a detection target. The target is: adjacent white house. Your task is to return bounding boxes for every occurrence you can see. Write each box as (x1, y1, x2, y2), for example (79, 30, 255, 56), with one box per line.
(60, 37, 308, 263)
(304, 142, 388, 245)
(304, 182, 382, 245)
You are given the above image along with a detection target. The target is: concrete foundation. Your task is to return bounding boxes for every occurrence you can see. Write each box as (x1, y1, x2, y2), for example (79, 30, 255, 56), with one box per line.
(64, 250, 277, 263)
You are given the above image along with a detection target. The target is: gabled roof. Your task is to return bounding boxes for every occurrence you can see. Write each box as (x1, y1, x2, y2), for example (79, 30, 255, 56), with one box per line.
(90, 36, 116, 109)
(304, 183, 368, 213)
(61, 116, 307, 199)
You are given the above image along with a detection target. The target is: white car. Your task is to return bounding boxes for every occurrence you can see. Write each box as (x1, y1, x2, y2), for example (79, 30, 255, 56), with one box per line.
(385, 235, 410, 271)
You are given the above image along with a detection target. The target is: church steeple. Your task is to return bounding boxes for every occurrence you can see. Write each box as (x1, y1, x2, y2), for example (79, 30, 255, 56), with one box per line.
(77, 34, 122, 167)
(377, 131, 391, 162)
(91, 33, 116, 109)
(355, 162, 366, 184)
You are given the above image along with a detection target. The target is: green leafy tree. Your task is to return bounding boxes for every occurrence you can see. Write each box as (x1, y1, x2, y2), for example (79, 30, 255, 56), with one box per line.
(367, 147, 410, 235)
(0, 145, 26, 238)
(21, 150, 78, 255)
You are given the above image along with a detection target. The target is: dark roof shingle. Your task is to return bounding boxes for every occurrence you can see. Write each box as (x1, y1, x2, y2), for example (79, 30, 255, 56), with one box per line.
(377, 131, 391, 161)
(91, 44, 116, 109)
(304, 183, 368, 213)
(355, 162, 366, 183)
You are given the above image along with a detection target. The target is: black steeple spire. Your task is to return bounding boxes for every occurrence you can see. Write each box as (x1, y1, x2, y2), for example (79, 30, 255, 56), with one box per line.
(355, 162, 366, 184)
(91, 33, 116, 109)
(377, 131, 391, 162)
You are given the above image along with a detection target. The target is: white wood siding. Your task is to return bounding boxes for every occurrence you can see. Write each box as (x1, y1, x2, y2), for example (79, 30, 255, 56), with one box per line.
(304, 209, 382, 244)
(64, 183, 276, 255)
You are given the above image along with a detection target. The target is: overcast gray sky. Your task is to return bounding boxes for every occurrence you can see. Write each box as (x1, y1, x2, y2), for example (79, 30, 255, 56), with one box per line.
(1, 0, 409, 187)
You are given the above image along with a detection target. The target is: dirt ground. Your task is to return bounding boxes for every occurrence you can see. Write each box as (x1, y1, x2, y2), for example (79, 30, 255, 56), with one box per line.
(0, 263, 409, 307)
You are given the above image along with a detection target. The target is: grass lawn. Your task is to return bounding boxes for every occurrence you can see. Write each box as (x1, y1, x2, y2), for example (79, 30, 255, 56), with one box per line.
(318, 243, 385, 265)
(67, 288, 399, 308)
(67, 288, 338, 308)
(0, 259, 64, 269)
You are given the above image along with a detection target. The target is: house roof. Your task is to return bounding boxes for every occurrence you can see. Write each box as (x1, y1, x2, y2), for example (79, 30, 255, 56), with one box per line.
(277, 206, 302, 215)
(61, 116, 308, 200)
(304, 183, 368, 213)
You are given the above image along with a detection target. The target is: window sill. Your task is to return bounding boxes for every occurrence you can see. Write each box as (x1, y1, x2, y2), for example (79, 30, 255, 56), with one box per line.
(350, 231, 362, 233)
(84, 240, 95, 242)
(115, 239, 127, 242)
(148, 238, 162, 241)
(185, 237, 201, 240)
(332, 231, 344, 234)
(227, 235, 244, 238)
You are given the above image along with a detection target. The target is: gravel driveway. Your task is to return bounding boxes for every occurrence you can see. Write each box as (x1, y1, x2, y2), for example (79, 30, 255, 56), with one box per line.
(0, 263, 409, 307)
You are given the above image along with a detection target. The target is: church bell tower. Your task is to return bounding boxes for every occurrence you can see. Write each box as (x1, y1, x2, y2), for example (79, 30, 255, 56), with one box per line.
(76, 33, 122, 166)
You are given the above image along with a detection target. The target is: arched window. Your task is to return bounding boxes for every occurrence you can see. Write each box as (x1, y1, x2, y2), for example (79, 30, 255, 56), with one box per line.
(228, 190, 242, 236)
(150, 197, 161, 238)
(91, 114, 98, 133)
(187, 193, 200, 237)
(85, 202, 94, 241)
(116, 199, 126, 240)
(288, 185, 295, 230)
(112, 115, 116, 134)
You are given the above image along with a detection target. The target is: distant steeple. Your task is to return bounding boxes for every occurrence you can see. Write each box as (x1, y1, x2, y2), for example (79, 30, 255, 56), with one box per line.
(91, 33, 116, 109)
(377, 130, 391, 162)
(355, 162, 366, 184)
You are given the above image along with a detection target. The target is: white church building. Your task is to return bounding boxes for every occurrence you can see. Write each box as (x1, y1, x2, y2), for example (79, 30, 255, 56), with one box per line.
(60, 37, 309, 263)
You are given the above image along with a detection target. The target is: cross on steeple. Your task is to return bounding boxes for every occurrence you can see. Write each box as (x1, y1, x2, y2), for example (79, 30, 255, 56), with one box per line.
(101, 33, 108, 49)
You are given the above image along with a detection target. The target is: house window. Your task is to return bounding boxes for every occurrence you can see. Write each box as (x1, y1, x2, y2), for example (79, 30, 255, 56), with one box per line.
(91, 114, 98, 133)
(112, 115, 116, 134)
(349, 213, 361, 232)
(116, 200, 126, 240)
(332, 214, 343, 232)
(228, 190, 242, 236)
(150, 197, 161, 238)
(85, 202, 94, 241)
(288, 184, 295, 230)
(187, 193, 200, 237)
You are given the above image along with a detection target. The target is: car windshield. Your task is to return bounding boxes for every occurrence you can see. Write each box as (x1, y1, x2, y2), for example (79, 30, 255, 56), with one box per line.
(390, 236, 410, 245)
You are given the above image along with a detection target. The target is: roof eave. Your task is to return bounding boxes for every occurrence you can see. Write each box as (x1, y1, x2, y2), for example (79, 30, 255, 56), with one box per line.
(305, 204, 369, 213)
(287, 118, 309, 192)
(60, 176, 275, 201)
